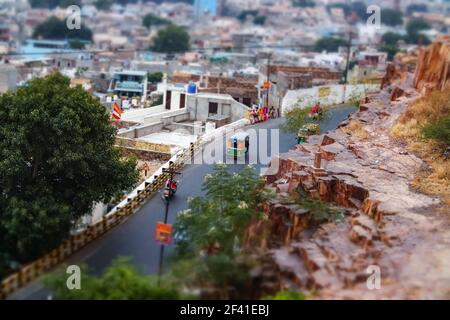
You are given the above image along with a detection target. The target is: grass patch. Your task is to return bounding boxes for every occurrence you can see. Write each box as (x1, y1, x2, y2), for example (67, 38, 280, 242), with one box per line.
(391, 89, 450, 200)
(342, 120, 370, 140)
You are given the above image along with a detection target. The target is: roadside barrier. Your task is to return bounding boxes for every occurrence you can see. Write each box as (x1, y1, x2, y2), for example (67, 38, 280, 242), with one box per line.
(0, 140, 202, 300)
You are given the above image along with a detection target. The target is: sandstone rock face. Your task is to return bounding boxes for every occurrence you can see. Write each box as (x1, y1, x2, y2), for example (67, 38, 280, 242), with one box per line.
(248, 74, 450, 299)
(414, 35, 450, 94)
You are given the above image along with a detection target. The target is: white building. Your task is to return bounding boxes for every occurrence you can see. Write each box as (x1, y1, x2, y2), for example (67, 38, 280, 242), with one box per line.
(0, 63, 17, 93)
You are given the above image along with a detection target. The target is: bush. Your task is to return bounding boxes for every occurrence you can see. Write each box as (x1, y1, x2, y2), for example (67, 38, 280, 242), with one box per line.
(422, 115, 450, 145)
(262, 290, 306, 300)
(44, 258, 187, 299)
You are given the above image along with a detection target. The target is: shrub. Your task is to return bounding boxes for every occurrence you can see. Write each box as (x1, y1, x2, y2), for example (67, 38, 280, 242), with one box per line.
(422, 115, 450, 145)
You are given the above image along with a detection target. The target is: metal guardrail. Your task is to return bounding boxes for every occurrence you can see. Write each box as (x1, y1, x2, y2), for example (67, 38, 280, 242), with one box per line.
(0, 141, 201, 300)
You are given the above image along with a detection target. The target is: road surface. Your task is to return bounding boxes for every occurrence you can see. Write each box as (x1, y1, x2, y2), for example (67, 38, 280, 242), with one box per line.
(9, 106, 356, 299)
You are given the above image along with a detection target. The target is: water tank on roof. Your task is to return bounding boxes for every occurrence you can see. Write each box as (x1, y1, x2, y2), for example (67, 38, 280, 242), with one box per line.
(187, 82, 197, 94)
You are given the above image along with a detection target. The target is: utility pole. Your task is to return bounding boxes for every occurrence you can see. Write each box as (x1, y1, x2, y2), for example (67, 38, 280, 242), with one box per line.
(265, 52, 272, 110)
(344, 30, 353, 85)
(157, 166, 181, 285)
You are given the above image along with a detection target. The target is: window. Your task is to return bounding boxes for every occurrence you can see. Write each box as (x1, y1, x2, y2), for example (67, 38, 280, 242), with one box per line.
(242, 97, 252, 107)
(165, 90, 172, 110)
(208, 102, 218, 115)
(179, 93, 186, 109)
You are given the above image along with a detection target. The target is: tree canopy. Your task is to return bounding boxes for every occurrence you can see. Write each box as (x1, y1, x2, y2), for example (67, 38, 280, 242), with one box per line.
(151, 25, 190, 53)
(147, 72, 164, 84)
(406, 19, 431, 35)
(380, 8, 404, 27)
(0, 73, 138, 273)
(292, 0, 315, 8)
(406, 4, 428, 16)
(171, 164, 272, 298)
(29, 0, 81, 9)
(44, 258, 185, 299)
(143, 13, 171, 29)
(32, 16, 93, 43)
(314, 37, 347, 53)
(253, 15, 266, 25)
(174, 164, 271, 257)
(94, 0, 114, 11)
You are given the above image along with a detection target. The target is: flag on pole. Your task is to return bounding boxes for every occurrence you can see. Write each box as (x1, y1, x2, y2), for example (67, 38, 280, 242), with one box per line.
(112, 102, 122, 120)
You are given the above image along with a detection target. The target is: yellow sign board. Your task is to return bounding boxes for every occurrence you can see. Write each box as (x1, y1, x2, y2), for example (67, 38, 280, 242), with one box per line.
(318, 87, 331, 98)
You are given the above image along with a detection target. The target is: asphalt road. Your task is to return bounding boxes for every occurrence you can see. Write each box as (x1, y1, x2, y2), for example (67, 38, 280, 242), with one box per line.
(9, 106, 356, 300)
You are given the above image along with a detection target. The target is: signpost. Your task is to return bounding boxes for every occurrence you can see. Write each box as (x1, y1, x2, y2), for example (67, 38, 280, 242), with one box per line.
(156, 166, 181, 285)
(155, 222, 172, 245)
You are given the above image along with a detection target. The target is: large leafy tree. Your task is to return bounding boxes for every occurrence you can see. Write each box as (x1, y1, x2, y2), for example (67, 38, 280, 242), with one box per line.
(314, 37, 347, 53)
(172, 165, 271, 298)
(142, 13, 170, 29)
(33, 16, 93, 43)
(174, 164, 271, 256)
(151, 25, 190, 53)
(0, 73, 138, 272)
(380, 8, 404, 27)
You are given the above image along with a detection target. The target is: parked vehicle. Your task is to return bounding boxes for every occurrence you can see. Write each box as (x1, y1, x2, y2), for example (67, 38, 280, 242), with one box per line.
(227, 132, 250, 159)
(297, 123, 320, 144)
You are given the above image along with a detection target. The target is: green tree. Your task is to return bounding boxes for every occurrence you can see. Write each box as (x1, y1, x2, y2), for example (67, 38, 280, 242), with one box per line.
(171, 165, 271, 299)
(406, 4, 428, 16)
(151, 25, 190, 53)
(44, 258, 185, 299)
(29, 0, 81, 8)
(292, 0, 315, 8)
(174, 164, 271, 257)
(314, 37, 347, 52)
(253, 15, 266, 25)
(404, 32, 431, 45)
(143, 13, 170, 29)
(381, 32, 404, 46)
(94, 0, 114, 10)
(0, 73, 138, 271)
(33, 16, 93, 43)
(350, 1, 369, 21)
(406, 19, 431, 35)
(237, 10, 258, 21)
(326, 1, 368, 21)
(147, 72, 163, 84)
(380, 44, 401, 61)
(380, 8, 404, 26)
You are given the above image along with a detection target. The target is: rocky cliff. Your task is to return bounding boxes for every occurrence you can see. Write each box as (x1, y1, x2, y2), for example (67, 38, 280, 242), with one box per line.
(414, 36, 450, 94)
(248, 42, 450, 299)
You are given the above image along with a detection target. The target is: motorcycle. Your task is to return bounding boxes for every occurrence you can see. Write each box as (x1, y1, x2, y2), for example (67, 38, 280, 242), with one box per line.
(163, 179, 177, 200)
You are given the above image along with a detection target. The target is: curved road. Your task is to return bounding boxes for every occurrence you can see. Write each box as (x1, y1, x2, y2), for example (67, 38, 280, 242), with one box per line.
(10, 106, 356, 299)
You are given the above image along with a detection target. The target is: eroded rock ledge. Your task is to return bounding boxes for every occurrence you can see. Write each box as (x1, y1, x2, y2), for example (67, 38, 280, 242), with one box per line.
(246, 83, 450, 299)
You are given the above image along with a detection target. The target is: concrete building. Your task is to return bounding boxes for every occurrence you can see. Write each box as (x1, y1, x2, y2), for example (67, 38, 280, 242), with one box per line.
(259, 65, 342, 113)
(186, 92, 249, 125)
(0, 63, 17, 93)
(199, 75, 258, 107)
(108, 70, 148, 101)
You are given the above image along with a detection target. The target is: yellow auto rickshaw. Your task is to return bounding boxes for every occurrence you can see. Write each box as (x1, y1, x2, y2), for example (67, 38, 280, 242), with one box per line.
(227, 132, 250, 159)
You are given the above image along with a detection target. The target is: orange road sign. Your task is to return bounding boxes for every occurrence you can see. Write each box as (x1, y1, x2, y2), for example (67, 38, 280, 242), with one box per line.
(156, 222, 173, 245)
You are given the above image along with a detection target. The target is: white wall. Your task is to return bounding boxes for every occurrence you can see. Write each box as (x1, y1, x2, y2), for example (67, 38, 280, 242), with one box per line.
(281, 84, 380, 114)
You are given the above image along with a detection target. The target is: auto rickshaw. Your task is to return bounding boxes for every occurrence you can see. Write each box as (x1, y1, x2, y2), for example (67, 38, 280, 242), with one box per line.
(297, 123, 320, 144)
(227, 132, 250, 159)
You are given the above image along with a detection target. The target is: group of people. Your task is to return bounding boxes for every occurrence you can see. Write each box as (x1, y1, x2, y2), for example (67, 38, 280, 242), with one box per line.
(248, 105, 278, 124)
